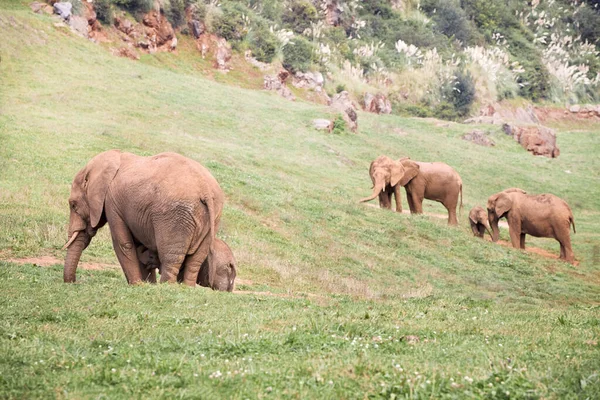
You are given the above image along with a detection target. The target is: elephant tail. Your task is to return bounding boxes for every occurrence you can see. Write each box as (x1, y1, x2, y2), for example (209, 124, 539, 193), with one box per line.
(570, 214, 576, 234)
(205, 195, 219, 289)
(459, 182, 463, 215)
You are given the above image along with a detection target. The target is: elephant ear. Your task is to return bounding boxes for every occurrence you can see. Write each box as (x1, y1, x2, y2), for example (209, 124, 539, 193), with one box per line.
(389, 162, 406, 187)
(494, 193, 513, 217)
(398, 160, 419, 186)
(86, 150, 122, 228)
(469, 213, 478, 224)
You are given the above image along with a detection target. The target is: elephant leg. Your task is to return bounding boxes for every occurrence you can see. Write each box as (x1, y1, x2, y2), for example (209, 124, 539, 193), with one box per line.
(508, 223, 522, 249)
(477, 224, 485, 238)
(555, 227, 574, 262)
(520, 233, 526, 249)
(409, 191, 423, 214)
(378, 190, 391, 210)
(106, 214, 144, 284)
(141, 267, 157, 283)
(394, 185, 402, 213)
(181, 240, 211, 287)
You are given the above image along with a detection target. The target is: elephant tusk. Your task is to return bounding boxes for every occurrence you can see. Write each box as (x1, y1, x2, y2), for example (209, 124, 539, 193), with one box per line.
(62, 232, 79, 250)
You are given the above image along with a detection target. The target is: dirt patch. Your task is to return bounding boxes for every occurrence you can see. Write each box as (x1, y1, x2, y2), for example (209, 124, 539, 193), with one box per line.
(6, 255, 118, 270)
(493, 239, 580, 266)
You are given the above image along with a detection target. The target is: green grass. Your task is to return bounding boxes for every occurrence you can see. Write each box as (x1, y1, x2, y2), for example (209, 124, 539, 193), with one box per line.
(1, 4, 599, 398)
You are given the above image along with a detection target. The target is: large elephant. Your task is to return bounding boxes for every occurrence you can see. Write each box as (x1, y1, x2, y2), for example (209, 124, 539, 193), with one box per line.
(398, 159, 463, 225)
(358, 155, 418, 212)
(469, 206, 492, 239)
(63, 150, 224, 286)
(487, 188, 576, 262)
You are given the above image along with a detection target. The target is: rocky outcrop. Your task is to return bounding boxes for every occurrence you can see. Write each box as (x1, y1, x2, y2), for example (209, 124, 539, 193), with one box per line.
(30, 1, 54, 14)
(462, 130, 495, 147)
(113, 11, 176, 53)
(53, 2, 71, 20)
(363, 93, 391, 114)
(292, 71, 324, 92)
(264, 70, 295, 101)
(313, 119, 333, 132)
(568, 104, 600, 118)
(329, 91, 358, 133)
(196, 34, 231, 70)
(320, 0, 342, 26)
(503, 124, 560, 158)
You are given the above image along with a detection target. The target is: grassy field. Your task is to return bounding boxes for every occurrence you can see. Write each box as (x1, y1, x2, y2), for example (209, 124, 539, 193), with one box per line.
(1, 3, 600, 398)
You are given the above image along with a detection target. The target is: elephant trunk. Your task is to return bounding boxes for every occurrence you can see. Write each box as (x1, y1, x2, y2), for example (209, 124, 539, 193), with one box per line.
(63, 232, 90, 283)
(489, 218, 500, 242)
(359, 181, 384, 203)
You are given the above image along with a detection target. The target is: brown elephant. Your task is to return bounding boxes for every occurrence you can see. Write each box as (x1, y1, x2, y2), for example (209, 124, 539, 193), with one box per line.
(137, 238, 236, 291)
(398, 159, 463, 225)
(197, 238, 237, 292)
(359, 155, 418, 212)
(487, 188, 576, 262)
(469, 206, 492, 239)
(63, 150, 224, 286)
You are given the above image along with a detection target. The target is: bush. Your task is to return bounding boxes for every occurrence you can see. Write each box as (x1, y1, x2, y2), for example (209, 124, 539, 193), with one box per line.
(421, 0, 480, 46)
(507, 31, 550, 101)
(331, 114, 348, 135)
(448, 69, 476, 117)
(247, 26, 279, 63)
(281, 0, 318, 34)
(282, 36, 315, 73)
(212, 2, 250, 43)
(112, 0, 153, 14)
(95, 0, 114, 25)
(165, 0, 186, 28)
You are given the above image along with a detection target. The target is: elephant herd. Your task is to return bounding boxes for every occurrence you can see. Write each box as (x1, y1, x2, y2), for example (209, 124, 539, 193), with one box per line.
(360, 155, 576, 263)
(62, 150, 576, 291)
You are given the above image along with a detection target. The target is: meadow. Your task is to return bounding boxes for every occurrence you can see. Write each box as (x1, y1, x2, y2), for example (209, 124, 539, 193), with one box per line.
(0, 3, 599, 398)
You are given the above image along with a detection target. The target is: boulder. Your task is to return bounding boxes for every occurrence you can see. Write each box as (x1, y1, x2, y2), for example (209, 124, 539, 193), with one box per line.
(462, 130, 495, 147)
(313, 119, 333, 132)
(363, 92, 391, 114)
(142, 10, 176, 50)
(30, 2, 53, 14)
(322, 0, 342, 26)
(215, 38, 231, 70)
(53, 2, 71, 20)
(292, 71, 324, 92)
(69, 15, 89, 37)
(329, 91, 358, 133)
(502, 124, 560, 158)
(190, 19, 204, 39)
(264, 70, 295, 101)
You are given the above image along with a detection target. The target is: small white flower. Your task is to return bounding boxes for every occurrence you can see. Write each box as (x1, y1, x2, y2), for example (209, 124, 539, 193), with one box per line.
(111, 368, 116, 373)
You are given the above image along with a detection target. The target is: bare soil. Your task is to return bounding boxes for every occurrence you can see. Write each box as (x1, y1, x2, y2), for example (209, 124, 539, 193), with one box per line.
(6, 255, 118, 270)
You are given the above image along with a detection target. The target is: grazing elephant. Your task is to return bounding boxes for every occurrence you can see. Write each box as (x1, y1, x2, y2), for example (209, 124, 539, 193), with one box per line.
(137, 238, 236, 291)
(359, 155, 418, 212)
(487, 188, 576, 262)
(469, 206, 492, 239)
(197, 238, 237, 292)
(63, 150, 224, 286)
(398, 159, 463, 225)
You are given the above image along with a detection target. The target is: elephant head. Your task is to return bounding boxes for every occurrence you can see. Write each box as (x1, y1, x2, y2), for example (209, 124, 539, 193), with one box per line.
(469, 206, 492, 239)
(359, 156, 410, 203)
(63, 150, 122, 282)
(397, 158, 420, 186)
(486, 188, 526, 242)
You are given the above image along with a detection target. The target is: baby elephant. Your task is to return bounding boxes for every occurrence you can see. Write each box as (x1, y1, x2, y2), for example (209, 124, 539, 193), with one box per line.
(197, 238, 237, 292)
(468, 206, 492, 239)
(137, 238, 236, 291)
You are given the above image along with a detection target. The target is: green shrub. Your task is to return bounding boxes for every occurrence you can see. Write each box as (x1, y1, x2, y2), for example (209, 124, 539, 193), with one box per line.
(335, 84, 346, 93)
(448, 69, 476, 117)
(331, 114, 347, 135)
(421, 0, 480, 46)
(282, 36, 315, 73)
(433, 101, 460, 120)
(112, 0, 153, 14)
(165, 0, 186, 28)
(507, 31, 550, 101)
(212, 2, 250, 42)
(94, 0, 114, 25)
(247, 26, 279, 63)
(281, 0, 318, 34)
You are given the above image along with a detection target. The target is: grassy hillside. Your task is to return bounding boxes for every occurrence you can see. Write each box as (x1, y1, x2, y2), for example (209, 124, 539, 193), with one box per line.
(1, 4, 600, 398)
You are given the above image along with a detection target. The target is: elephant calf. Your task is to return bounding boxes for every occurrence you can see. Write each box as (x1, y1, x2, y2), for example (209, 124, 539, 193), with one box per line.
(469, 206, 492, 239)
(138, 238, 237, 291)
(487, 188, 576, 262)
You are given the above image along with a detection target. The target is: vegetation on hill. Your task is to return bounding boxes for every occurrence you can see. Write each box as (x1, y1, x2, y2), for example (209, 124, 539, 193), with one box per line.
(1, 2, 600, 398)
